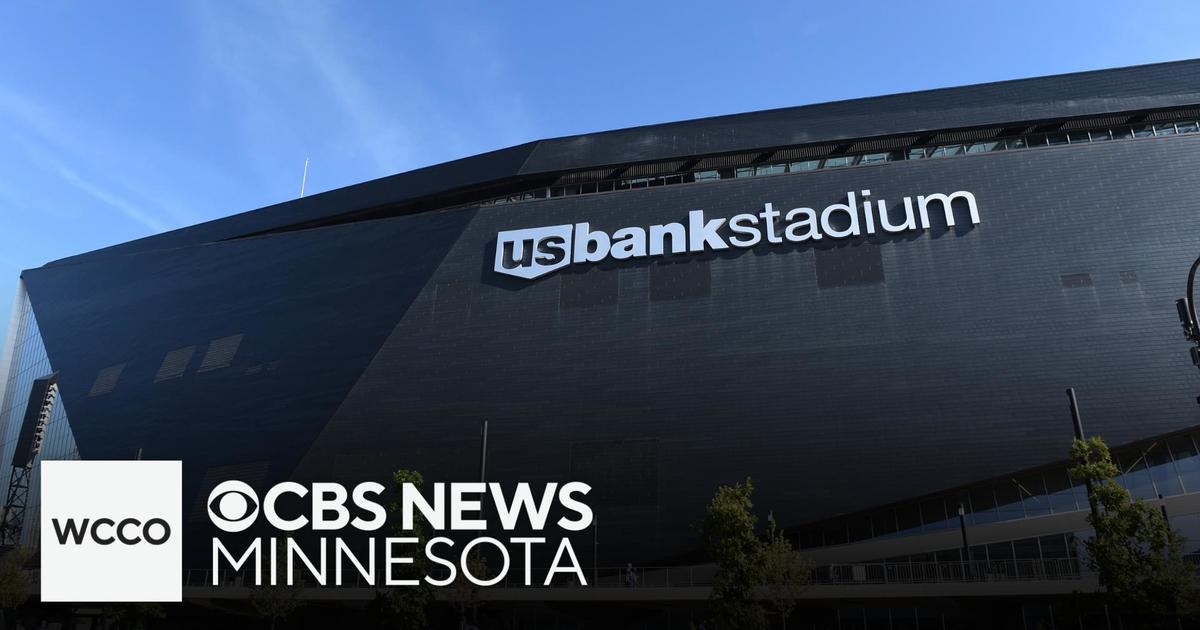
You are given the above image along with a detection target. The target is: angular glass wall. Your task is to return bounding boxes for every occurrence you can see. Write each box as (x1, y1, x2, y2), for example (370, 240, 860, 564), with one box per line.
(0, 281, 79, 548)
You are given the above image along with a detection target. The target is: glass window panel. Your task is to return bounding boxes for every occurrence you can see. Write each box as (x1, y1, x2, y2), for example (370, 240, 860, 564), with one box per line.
(1118, 451, 1158, 500)
(1016, 474, 1050, 517)
(1111, 126, 1134, 140)
(1154, 123, 1178, 136)
(847, 516, 873, 542)
(734, 167, 754, 178)
(896, 503, 923, 535)
(1026, 134, 1048, 147)
(886, 150, 906, 161)
(1012, 537, 1041, 560)
(994, 480, 1025, 521)
(1044, 468, 1078, 514)
(788, 160, 820, 172)
(754, 164, 786, 176)
(1177, 121, 1200, 134)
(1067, 131, 1091, 144)
(907, 147, 928, 160)
(1145, 442, 1183, 497)
(1133, 125, 1155, 138)
(871, 510, 897, 538)
(823, 156, 853, 168)
(860, 152, 888, 164)
(1005, 137, 1027, 150)
(920, 498, 950, 531)
(1047, 133, 1069, 146)
(823, 521, 847, 546)
(1090, 129, 1112, 141)
(1039, 534, 1070, 558)
(967, 485, 998, 525)
(1169, 434, 1200, 493)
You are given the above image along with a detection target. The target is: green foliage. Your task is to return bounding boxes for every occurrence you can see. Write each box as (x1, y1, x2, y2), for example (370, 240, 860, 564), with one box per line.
(450, 549, 488, 629)
(1070, 436, 1197, 617)
(701, 478, 811, 630)
(0, 548, 30, 612)
(375, 469, 434, 630)
(249, 540, 303, 630)
(105, 602, 166, 630)
(761, 519, 812, 630)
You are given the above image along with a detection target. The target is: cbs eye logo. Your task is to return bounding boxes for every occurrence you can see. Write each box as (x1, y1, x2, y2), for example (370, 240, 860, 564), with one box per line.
(207, 480, 260, 532)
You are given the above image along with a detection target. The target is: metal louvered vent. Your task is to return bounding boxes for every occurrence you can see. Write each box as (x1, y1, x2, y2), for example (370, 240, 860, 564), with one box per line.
(154, 346, 196, 382)
(771, 144, 838, 161)
(197, 334, 244, 373)
(187, 461, 270, 522)
(848, 136, 920, 152)
(1146, 108, 1200, 121)
(554, 168, 614, 185)
(87, 364, 125, 397)
(621, 160, 687, 178)
(1060, 115, 1130, 130)
(691, 153, 759, 170)
(929, 127, 1003, 143)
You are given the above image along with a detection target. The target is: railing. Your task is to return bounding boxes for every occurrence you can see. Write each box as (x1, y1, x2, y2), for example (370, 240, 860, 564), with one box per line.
(183, 558, 1085, 590)
(810, 559, 1081, 585)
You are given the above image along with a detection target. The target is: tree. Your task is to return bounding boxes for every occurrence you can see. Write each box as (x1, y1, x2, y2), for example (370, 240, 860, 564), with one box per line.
(449, 549, 487, 630)
(0, 548, 29, 630)
(760, 518, 811, 630)
(700, 478, 767, 630)
(1070, 436, 1197, 619)
(376, 469, 435, 630)
(104, 603, 166, 630)
(249, 540, 303, 630)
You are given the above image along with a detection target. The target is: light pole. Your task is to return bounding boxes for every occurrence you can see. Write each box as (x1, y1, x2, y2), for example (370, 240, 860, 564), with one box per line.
(1175, 255, 1200, 403)
(957, 502, 971, 580)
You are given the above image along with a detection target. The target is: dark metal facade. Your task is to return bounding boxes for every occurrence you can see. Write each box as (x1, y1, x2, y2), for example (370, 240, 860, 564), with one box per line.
(14, 61, 1200, 564)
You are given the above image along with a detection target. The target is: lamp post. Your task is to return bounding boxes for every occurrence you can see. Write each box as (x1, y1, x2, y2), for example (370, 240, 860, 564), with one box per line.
(957, 502, 971, 580)
(1176, 255, 1200, 403)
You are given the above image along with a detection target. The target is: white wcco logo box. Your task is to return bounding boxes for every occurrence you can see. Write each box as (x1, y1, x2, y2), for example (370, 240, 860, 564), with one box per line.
(40, 460, 182, 602)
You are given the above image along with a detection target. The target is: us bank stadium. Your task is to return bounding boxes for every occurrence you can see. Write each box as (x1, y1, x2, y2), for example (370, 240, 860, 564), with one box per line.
(6, 60, 1200, 628)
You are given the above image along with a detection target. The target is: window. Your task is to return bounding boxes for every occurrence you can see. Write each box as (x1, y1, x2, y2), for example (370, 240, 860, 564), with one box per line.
(1178, 121, 1200, 134)
(1154, 123, 1178, 136)
(965, 142, 997, 154)
(788, 160, 820, 172)
(734, 167, 754, 178)
(1067, 131, 1091, 144)
(1090, 129, 1112, 141)
(822, 156, 854, 168)
(1169, 434, 1200, 492)
(754, 164, 786, 176)
(1047, 133, 1069, 146)
(1004, 137, 1028, 150)
(860, 152, 889, 164)
(1060, 273, 1093, 288)
(1111, 126, 1134, 140)
(1145, 443, 1183, 497)
(694, 170, 720, 182)
(907, 147, 928, 160)
(1133, 125, 1155, 138)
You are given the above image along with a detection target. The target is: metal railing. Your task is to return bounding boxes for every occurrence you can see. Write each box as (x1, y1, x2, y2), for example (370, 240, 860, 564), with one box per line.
(184, 558, 1086, 590)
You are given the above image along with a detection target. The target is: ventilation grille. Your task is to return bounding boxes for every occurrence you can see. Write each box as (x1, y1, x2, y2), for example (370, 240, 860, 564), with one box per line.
(197, 334, 243, 373)
(87, 364, 125, 397)
(188, 462, 271, 523)
(154, 346, 196, 382)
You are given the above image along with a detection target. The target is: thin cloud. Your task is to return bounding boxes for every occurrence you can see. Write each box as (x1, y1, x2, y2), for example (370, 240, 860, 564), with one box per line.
(49, 161, 170, 233)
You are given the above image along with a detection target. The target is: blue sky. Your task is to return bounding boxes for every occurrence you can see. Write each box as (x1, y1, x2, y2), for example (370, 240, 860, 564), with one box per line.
(1, 0, 1198, 330)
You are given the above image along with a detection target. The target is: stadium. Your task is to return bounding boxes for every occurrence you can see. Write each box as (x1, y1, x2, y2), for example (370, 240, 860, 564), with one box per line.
(5, 59, 1200, 626)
